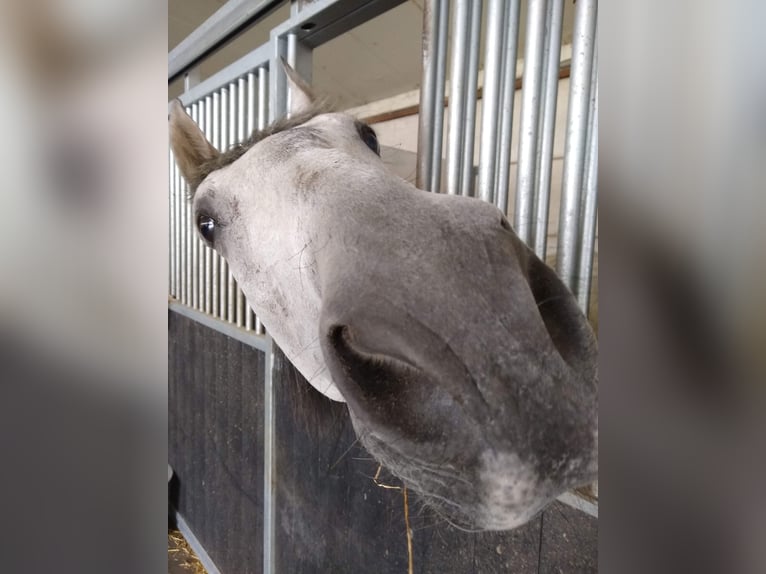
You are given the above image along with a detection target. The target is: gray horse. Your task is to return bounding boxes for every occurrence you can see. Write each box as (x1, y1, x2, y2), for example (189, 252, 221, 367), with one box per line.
(169, 63, 598, 531)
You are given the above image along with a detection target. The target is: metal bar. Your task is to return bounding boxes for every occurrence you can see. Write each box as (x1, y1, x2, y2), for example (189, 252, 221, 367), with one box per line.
(477, 0, 506, 203)
(493, 0, 521, 213)
(183, 106, 193, 306)
(175, 142, 183, 303)
(173, 513, 222, 574)
(416, 0, 439, 191)
(169, 148, 175, 298)
(236, 77, 247, 327)
(219, 87, 229, 318)
(285, 32, 313, 118)
(247, 71, 256, 135)
(204, 96, 214, 314)
(293, 0, 407, 49)
(190, 103, 200, 310)
(228, 82, 238, 322)
(576, 52, 598, 312)
(246, 71, 256, 331)
(446, 0, 471, 196)
(532, 0, 564, 258)
(556, 0, 597, 289)
(459, 0, 483, 197)
(176, 126, 186, 303)
(168, 0, 284, 83)
(262, 341, 275, 574)
(177, 43, 271, 108)
(258, 67, 268, 130)
(169, 302, 270, 353)
(429, 1, 449, 194)
(514, 0, 549, 243)
(196, 100, 206, 312)
(256, 66, 268, 334)
(238, 76, 247, 143)
(211, 91, 221, 318)
(211, 92, 221, 317)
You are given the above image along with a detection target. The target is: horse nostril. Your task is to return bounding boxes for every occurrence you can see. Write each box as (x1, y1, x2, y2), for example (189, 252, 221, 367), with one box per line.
(325, 323, 419, 399)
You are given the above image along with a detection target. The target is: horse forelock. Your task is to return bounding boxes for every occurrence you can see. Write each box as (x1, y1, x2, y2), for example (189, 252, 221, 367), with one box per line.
(187, 103, 331, 197)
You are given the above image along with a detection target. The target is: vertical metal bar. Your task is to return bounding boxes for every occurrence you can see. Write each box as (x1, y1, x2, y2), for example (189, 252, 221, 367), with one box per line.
(190, 103, 200, 310)
(556, 0, 597, 289)
(429, 3, 449, 194)
(228, 82, 238, 323)
(285, 32, 313, 119)
(238, 76, 247, 143)
(212, 91, 220, 319)
(514, 0, 549, 243)
(175, 140, 182, 304)
(286, 32, 298, 117)
(416, 0, 439, 191)
(196, 100, 206, 312)
(258, 67, 268, 131)
(477, 0, 507, 203)
(169, 148, 175, 298)
(460, 0, 483, 197)
(175, 131, 186, 303)
(220, 87, 229, 318)
(247, 71, 256, 135)
(236, 77, 247, 327)
(204, 95, 213, 314)
(185, 105, 194, 306)
(263, 344, 275, 574)
(245, 71, 257, 331)
(577, 72, 598, 312)
(493, 0, 522, 213)
(446, 0, 471, 196)
(256, 66, 268, 335)
(533, 0, 565, 258)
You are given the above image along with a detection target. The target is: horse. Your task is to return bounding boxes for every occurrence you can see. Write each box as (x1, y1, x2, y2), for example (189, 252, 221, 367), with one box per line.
(168, 62, 598, 531)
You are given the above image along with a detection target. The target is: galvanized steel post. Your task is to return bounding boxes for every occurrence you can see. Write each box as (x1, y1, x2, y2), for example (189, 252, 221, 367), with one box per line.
(430, 3, 449, 194)
(169, 148, 175, 299)
(532, 0, 564, 258)
(556, 0, 597, 289)
(228, 82, 238, 322)
(493, 0, 521, 213)
(416, 0, 439, 191)
(514, 0, 549, 243)
(477, 0, 506, 203)
(237, 76, 247, 327)
(211, 91, 221, 319)
(577, 53, 598, 312)
(190, 103, 200, 310)
(459, 0, 483, 197)
(258, 66, 268, 131)
(446, 0, 471, 196)
(204, 95, 213, 314)
(219, 87, 229, 318)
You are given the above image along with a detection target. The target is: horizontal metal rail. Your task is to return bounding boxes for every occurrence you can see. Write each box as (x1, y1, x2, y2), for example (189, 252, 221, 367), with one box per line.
(169, 0, 285, 83)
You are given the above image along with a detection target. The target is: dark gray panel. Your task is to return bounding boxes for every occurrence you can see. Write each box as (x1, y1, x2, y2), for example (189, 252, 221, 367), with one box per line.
(169, 311, 266, 574)
(272, 346, 558, 574)
(539, 501, 598, 573)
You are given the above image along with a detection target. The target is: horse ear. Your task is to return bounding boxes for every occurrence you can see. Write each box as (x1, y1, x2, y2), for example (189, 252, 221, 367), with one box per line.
(169, 99, 219, 188)
(280, 57, 315, 117)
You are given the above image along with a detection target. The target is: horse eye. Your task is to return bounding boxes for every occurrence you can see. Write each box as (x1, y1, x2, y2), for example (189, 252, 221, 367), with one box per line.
(197, 214, 216, 246)
(357, 123, 380, 156)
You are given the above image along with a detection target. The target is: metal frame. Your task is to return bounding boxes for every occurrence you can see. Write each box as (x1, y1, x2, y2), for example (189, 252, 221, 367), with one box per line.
(169, 0, 285, 83)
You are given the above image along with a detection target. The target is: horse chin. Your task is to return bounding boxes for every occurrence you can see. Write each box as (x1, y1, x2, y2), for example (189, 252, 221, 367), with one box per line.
(347, 409, 569, 532)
